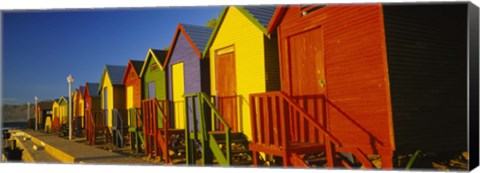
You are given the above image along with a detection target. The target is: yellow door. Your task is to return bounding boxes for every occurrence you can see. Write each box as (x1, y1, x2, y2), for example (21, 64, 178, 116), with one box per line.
(172, 63, 185, 129)
(127, 86, 133, 126)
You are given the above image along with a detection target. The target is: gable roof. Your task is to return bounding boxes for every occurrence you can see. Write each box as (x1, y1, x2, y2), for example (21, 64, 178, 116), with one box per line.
(139, 48, 168, 77)
(163, 23, 213, 69)
(202, 6, 277, 57)
(58, 96, 69, 104)
(265, 6, 288, 34)
(98, 65, 126, 94)
(77, 86, 85, 96)
(85, 82, 100, 97)
(122, 59, 145, 83)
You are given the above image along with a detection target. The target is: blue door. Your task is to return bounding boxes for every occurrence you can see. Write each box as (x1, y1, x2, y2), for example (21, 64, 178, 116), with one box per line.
(148, 82, 156, 99)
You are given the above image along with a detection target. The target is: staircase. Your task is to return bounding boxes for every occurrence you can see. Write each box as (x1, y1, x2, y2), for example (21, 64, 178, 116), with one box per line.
(142, 98, 186, 164)
(86, 109, 108, 145)
(249, 91, 382, 168)
(112, 109, 128, 148)
(184, 92, 254, 166)
(128, 107, 145, 153)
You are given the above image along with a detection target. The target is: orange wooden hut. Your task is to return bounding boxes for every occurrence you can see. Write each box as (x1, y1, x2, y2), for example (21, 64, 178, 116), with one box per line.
(249, 4, 470, 169)
(122, 59, 145, 152)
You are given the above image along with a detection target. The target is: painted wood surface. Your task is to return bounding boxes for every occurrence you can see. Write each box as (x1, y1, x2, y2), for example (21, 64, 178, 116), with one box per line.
(275, 5, 393, 153)
(171, 63, 185, 129)
(123, 60, 143, 126)
(58, 97, 69, 125)
(140, 49, 168, 127)
(208, 6, 279, 140)
(165, 24, 212, 130)
(100, 70, 126, 129)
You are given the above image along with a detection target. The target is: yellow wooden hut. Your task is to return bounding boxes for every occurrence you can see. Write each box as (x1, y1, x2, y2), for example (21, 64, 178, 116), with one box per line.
(98, 65, 127, 147)
(203, 6, 279, 140)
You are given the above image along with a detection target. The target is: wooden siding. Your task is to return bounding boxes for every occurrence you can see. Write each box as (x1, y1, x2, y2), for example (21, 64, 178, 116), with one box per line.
(124, 63, 142, 108)
(100, 71, 126, 128)
(277, 5, 393, 153)
(85, 85, 101, 110)
(167, 32, 210, 129)
(58, 98, 69, 125)
(209, 6, 277, 140)
(383, 4, 468, 152)
(263, 34, 280, 92)
(142, 54, 167, 126)
(142, 56, 167, 100)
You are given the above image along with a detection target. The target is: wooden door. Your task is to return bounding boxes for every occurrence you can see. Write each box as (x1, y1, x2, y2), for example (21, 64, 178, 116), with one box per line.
(103, 87, 108, 127)
(215, 52, 238, 131)
(287, 26, 326, 143)
(172, 63, 185, 129)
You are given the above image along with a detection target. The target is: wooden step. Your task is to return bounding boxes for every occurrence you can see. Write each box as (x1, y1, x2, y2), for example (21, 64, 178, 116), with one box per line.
(232, 160, 253, 165)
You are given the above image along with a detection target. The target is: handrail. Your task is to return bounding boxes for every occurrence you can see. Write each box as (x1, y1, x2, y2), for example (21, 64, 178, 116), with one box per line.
(276, 92, 341, 145)
(184, 92, 232, 165)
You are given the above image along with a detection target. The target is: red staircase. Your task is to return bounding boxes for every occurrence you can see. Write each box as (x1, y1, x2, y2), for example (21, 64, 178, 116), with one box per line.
(142, 99, 185, 164)
(85, 109, 109, 145)
(249, 91, 388, 169)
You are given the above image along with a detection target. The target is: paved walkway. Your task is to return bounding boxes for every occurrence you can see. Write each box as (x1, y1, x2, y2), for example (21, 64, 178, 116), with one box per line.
(14, 129, 151, 165)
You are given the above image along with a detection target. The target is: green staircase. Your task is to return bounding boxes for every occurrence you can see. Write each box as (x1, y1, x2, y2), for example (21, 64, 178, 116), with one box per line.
(184, 92, 253, 166)
(128, 107, 145, 153)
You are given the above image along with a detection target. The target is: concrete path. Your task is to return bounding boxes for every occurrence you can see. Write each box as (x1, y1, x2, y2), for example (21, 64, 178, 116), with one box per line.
(14, 129, 151, 165)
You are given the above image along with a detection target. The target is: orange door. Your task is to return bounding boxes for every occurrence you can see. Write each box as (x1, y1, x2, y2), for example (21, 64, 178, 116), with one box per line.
(287, 27, 326, 143)
(215, 52, 238, 131)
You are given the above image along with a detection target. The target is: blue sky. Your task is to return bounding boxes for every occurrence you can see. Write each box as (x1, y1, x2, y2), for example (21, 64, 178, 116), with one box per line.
(2, 6, 223, 105)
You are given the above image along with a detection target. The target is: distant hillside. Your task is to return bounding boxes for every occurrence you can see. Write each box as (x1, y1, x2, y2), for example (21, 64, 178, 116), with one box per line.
(2, 100, 53, 122)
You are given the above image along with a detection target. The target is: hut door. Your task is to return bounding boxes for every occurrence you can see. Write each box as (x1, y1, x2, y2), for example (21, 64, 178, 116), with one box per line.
(103, 87, 108, 126)
(287, 27, 326, 143)
(148, 82, 156, 99)
(172, 63, 185, 129)
(215, 51, 237, 131)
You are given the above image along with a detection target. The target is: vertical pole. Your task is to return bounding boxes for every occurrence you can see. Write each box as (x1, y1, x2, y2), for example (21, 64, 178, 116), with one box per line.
(67, 75, 74, 140)
(27, 102, 30, 128)
(35, 96, 38, 130)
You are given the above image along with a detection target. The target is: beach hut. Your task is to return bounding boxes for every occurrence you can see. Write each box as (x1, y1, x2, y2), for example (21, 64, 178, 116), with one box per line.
(163, 23, 213, 164)
(57, 96, 69, 136)
(122, 59, 145, 152)
(51, 99, 60, 133)
(184, 6, 279, 166)
(99, 65, 128, 147)
(248, 4, 471, 169)
(36, 101, 53, 131)
(138, 48, 171, 160)
(84, 82, 108, 145)
(73, 86, 85, 137)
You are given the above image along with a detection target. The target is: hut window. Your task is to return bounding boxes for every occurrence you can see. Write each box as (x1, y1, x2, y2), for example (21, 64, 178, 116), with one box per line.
(301, 5, 325, 16)
(151, 64, 159, 71)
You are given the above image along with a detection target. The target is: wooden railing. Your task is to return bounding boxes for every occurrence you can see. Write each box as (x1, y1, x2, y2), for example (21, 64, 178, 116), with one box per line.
(250, 91, 385, 168)
(112, 109, 128, 148)
(141, 98, 170, 162)
(250, 91, 341, 150)
(184, 92, 232, 165)
(86, 109, 105, 145)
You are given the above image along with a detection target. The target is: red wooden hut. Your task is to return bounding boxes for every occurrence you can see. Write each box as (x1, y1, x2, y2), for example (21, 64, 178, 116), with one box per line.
(249, 4, 470, 169)
(84, 82, 108, 145)
(122, 59, 145, 152)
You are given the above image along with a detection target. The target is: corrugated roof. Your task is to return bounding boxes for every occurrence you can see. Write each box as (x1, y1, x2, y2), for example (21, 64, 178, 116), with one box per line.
(151, 49, 168, 65)
(131, 60, 144, 75)
(181, 24, 213, 53)
(242, 6, 277, 28)
(86, 83, 100, 97)
(105, 65, 127, 85)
